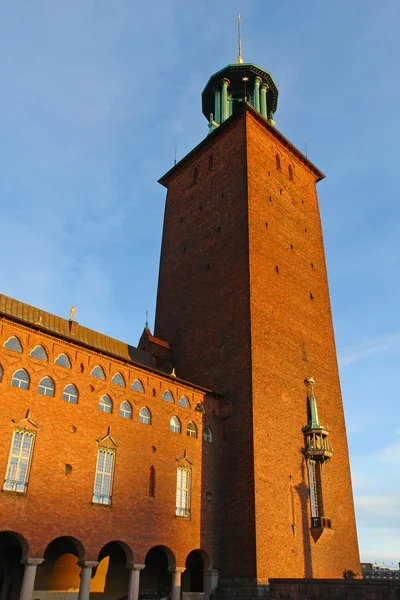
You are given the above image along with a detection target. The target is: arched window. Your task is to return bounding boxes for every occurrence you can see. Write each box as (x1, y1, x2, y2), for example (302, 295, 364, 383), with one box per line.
(55, 353, 71, 368)
(195, 402, 205, 414)
(131, 379, 144, 393)
(38, 377, 55, 397)
(186, 421, 197, 438)
(98, 395, 112, 413)
(62, 384, 78, 404)
(139, 407, 151, 424)
(276, 154, 281, 170)
(112, 373, 125, 387)
(203, 426, 212, 443)
(170, 416, 181, 433)
(149, 465, 156, 497)
(178, 396, 190, 408)
(119, 401, 132, 419)
(288, 164, 293, 181)
(11, 369, 30, 390)
(91, 366, 106, 380)
(0, 364, 3, 382)
(30, 345, 48, 361)
(162, 390, 174, 403)
(4, 337, 22, 353)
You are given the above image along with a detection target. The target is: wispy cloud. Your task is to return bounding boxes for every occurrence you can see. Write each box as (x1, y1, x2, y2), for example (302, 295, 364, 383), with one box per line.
(338, 334, 400, 366)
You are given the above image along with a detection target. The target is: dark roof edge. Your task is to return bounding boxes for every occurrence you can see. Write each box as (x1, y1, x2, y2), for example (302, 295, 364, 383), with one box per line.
(159, 103, 325, 186)
(0, 300, 218, 397)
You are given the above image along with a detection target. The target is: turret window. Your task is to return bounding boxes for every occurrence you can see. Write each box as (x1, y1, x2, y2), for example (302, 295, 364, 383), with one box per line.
(0, 364, 3, 382)
(4, 337, 23, 353)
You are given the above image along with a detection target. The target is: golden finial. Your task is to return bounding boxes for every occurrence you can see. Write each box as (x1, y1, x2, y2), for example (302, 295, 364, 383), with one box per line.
(237, 14, 244, 64)
(69, 305, 76, 321)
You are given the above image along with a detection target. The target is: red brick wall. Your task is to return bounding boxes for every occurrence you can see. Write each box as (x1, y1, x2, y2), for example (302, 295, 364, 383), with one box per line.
(0, 319, 220, 569)
(155, 106, 359, 581)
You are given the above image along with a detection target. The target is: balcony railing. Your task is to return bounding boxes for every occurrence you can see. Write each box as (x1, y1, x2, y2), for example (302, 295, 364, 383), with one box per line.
(311, 516, 332, 529)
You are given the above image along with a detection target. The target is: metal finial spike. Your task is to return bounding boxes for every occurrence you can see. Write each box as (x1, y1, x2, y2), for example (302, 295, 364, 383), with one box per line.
(237, 14, 244, 64)
(145, 310, 149, 330)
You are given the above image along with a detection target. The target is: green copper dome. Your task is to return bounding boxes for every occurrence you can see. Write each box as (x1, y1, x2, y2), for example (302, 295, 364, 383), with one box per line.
(202, 62, 279, 133)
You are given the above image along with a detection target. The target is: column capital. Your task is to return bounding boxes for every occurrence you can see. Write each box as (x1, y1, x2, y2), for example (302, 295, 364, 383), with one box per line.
(254, 76, 262, 85)
(169, 566, 186, 574)
(21, 558, 44, 567)
(77, 560, 99, 569)
(127, 563, 146, 571)
(261, 83, 269, 91)
(221, 78, 230, 86)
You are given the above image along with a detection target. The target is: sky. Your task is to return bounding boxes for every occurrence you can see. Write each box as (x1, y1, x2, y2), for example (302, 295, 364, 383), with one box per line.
(1, 0, 399, 567)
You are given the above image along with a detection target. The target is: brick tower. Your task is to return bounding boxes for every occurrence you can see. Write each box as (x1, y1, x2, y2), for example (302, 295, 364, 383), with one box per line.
(154, 51, 360, 587)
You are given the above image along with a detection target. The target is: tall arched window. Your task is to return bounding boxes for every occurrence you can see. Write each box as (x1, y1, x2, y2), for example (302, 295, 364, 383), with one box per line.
(62, 384, 78, 404)
(30, 345, 48, 361)
(203, 426, 212, 443)
(186, 421, 197, 438)
(131, 379, 144, 392)
(119, 401, 132, 419)
(91, 366, 106, 380)
(139, 407, 151, 424)
(55, 353, 71, 368)
(98, 395, 113, 413)
(112, 373, 126, 387)
(178, 396, 190, 408)
(38, 377, 55, 397)
(276, 154, 281, 170)
(162, 390, 174, 403)
(170, 416, 181, 433)
(4, 337, 23, 353)
(11, 369, 30, 390)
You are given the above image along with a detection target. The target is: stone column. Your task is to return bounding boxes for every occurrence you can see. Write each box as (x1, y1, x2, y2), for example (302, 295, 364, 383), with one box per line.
(213, 88, 221, 124)
(127, 563, 145, 600)
(253, 77, 262, 112)
(171, 567, 185, 600)
(220, 79, 230, 123)
(77, 561, 98, 600)
(19, 558, 44, 600)
(260, 83, 269, 118)
(204, 569, 219, 598)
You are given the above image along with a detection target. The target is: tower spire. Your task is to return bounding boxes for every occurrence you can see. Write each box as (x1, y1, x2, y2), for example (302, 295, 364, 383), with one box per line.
(237, 14, 243, 63)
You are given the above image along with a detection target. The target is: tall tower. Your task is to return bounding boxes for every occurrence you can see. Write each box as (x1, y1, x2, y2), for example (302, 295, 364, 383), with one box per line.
(155, 48, 360, 587)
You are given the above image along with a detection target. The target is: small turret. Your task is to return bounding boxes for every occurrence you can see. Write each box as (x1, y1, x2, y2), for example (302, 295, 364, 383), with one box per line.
(302, 377, 333, 461)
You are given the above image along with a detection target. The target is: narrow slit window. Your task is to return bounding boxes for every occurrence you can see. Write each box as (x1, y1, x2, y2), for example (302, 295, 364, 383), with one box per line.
(276, 154, 281, 170)
(308, 460, 321, 521)
(93, 448, 115, 505)
(0, 364, 3, 382)
(3, 430, 35, 493)
(149, 465, 156, 497)
(288, 164, 293, 180)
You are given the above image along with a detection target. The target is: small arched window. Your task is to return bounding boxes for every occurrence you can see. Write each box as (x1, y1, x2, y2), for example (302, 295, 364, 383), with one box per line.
(162, 390, 174, 403)
(0, 364, 2, 382)
(62, 384, 78, 404)
(112, 373, 126, 387)
(178, 396, 190, 408)
(139, 407, 151, 424)
(170, 416, 181, 433)
(55, 353, 71, 368)
(119, 401, 132, 419)
(288, 164, 293, 181)
(131, 379, 144, 393)
(98, 395, 112, 413)
(38, 377, 55, 397)
(4, 337, 22, 353)
(91, 366, 106, 380)
(193, 167, 199, 184)
(186, 421, 197, 438)
(30, 345, 48, 361)
(195, 402, 205, 414)
(276, 154, 281, 170)
(11, 369, 29, 390)
(203, 426, 212, 443)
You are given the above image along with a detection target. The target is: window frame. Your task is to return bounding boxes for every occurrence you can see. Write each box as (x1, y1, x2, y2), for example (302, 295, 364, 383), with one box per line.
(11, 369, 30, 390)
(3, 429, 36, 494)
(30, 345, 48, 361)
(170, 416, 181, 433)
(38, 376, 55, 397)
(91, 365, 106, 380)
(62, 384, 78, 404)
(203, 426, 212, 443)
(119, 401, 132, 419)
(55, 353, 71, 369)
(178, 396, 190, 408)
(176, 466, 191, 517)
(3, 336, 23, 353)
(98, 395, 113, 414)
(92, 447, 115, 505)
(138, 407, 151, 424)
(186, 421, 197, 438)
(111, 373, 126, 387)
(162, 390, 175, 403)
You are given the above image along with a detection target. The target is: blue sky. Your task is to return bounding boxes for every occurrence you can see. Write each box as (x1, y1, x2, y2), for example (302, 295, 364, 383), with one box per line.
(1, 0, 399, 567)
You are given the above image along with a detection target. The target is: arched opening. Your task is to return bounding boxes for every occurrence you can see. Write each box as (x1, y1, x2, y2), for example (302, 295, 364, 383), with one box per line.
(0, 531, 28, 600)
(34, 536, 85, 594)
(140, 546, 174, 597)
(182, 550, 210, 595)
(91, 541, 132, 598)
